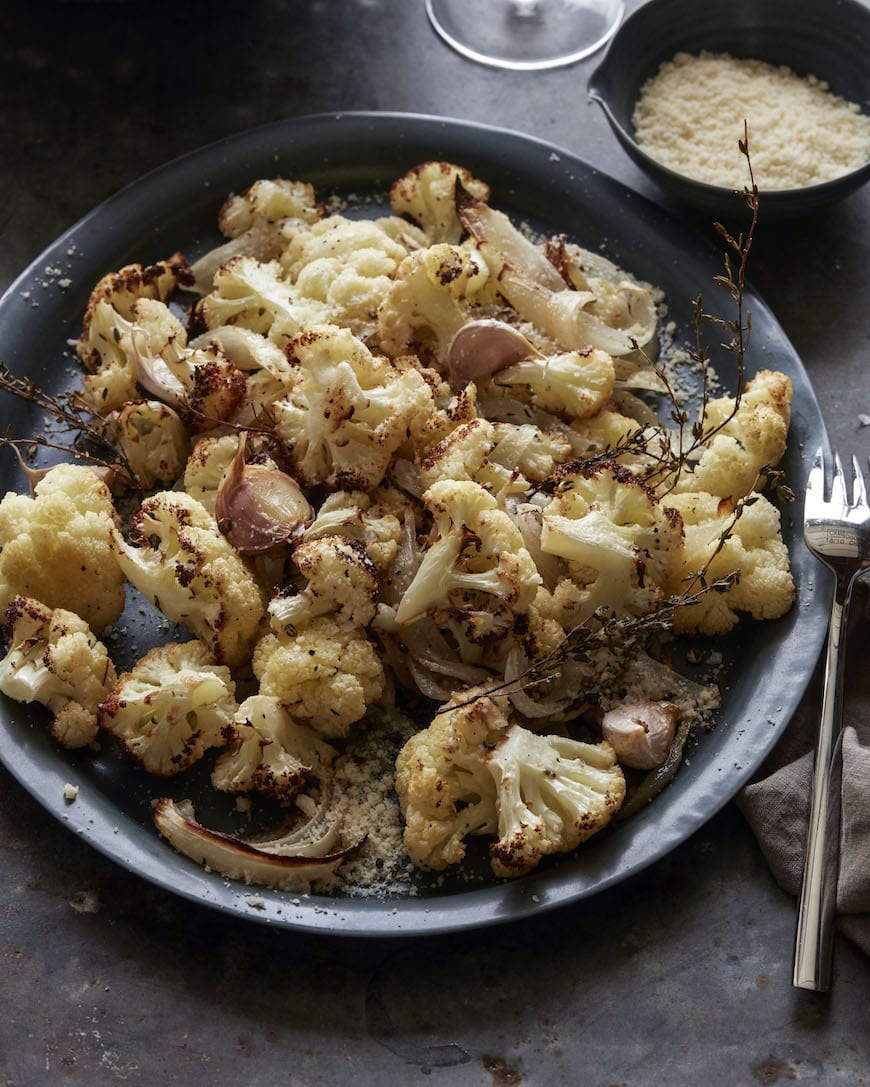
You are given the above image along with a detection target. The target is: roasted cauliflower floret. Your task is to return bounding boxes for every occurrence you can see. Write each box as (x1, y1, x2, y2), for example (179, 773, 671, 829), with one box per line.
(83, 295, 247, 424)
(189, 177, 323, 293)
(268, 534, 379, 632)
(302, 489, 404, 574)
(377, 243, 490, 362)
(566, 405, 653, 472)
(670, 370, 793, 499)
(0, 596, 117, 749)
(219, 178, 322, 240)
(193, 256, 329, 347)
(0, 464, 125, 632)
(420, 417, 572, 493)
(395, 479, 542, 629)
(395, 688, 625, 877)
(252, 617, 385, 739)
(495, 348, 615, 421)
(389, 162, 491, 244)
(664, 490, 795, 635)
(394, 689, 502, 870)
(281, 215, 411, 336)
(418, 418, 498, 491)
(211, 694, 336, 801)
(489, 422, 573, 483)
(98, 640, 235, 775)
(75, 252, 191, 375)
(271, 324, 434, 490)
(110, 491, 266, 668)
(102, 399, 191, 488)
(486, 726, 625, 878)
(539, 462, 683, 622)
(404, 379, 480, 459)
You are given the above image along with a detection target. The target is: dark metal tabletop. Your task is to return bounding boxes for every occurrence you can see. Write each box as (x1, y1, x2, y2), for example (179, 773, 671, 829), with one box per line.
(2, 2, 869, 1084)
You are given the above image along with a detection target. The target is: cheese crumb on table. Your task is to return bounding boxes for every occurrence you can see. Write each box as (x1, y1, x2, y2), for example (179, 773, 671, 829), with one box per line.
(632, 51, 870, 190)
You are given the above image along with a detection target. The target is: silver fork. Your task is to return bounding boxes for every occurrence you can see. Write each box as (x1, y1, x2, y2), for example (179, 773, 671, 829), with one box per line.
(793, 448, 870, 991)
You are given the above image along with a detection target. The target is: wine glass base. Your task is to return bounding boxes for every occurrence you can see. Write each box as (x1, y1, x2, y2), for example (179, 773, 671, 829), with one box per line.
(425, 0, 625, 71)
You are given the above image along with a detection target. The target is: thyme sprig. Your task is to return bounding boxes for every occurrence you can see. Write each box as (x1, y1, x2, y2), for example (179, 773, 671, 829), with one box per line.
(0, 363, 140, 485)
(439, 572, 737, 717)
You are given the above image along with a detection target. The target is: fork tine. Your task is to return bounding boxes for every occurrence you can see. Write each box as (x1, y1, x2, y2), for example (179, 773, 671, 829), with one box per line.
(804, 447, 826, 518)
(830, 452, 848, 508)
(851, 455, 867, 509)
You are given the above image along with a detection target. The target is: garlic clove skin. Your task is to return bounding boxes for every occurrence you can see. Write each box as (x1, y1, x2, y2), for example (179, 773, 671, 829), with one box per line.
(601, 700, 680, 770)
(446, 319, 539, 387)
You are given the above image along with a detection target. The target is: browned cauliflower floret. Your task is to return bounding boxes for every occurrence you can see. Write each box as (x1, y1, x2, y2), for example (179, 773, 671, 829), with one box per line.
(281, 215, 412, 338)
(302, 489, 404, 575)
(269, 535, 379, 633)
(494, 347, 615, 421)
(189, 177, 324, 294)
(271, 325, 435, 491)
(395, 689, 625, 877)
(0, 596, 117, 749)
(389, 162, 491, 244)
(420, 417, 573, 494)
(670, 370, 793, 499)
(110, 491, 266, 668)
(192, 256, 330, 349)
(75, 252, 192, 374)
(99, 640, 235, 775)
(539, 461, 684, 623)
(485, 725, 626, 878)
(101, 399, 191, 488)
(377, 243, 490, 364)
(394, 690, 501, 870)
(393, 481, 541, 666)
(252, 617, 385, 740)
(211, 694, 336, 801)
(664, 490, 795, 634)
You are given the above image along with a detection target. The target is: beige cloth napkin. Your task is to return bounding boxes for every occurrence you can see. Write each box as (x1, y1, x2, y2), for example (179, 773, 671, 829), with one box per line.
(737, 580, 870, 954)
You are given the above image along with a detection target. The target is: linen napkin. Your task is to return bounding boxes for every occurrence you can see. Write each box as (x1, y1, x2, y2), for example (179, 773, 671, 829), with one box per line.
(737, 579, 870, 954)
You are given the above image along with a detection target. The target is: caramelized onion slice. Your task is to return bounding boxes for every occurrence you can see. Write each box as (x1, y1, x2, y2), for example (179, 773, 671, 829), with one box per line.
(215, 434, 313, 554)
(153, 798, 363, 890)
(456, 182, 566, 293)
(131, 328, 188, 410)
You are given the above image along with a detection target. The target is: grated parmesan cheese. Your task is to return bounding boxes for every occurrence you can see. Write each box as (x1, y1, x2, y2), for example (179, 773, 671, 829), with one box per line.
(632, 51, 870, 190)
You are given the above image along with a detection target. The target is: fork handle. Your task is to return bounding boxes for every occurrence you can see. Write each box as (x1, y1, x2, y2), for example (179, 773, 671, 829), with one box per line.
(793, 580, 853, 991)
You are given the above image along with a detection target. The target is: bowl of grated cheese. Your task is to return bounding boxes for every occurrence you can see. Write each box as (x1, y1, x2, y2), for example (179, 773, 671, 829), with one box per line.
(587, 0, 870, 219)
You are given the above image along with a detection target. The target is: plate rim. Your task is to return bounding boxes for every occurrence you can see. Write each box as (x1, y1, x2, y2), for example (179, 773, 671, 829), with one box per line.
(0, 110, 829, 937)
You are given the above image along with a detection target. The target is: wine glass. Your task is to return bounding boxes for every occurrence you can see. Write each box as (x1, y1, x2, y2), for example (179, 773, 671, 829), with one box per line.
(425, 0, 625, 71)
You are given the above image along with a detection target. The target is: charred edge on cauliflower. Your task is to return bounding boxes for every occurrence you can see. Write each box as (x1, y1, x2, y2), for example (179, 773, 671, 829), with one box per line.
(79, 253, 193, 369)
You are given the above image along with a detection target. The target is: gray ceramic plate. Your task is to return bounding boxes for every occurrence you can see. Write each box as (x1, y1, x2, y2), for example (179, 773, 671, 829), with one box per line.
(0, 112, 829, 936)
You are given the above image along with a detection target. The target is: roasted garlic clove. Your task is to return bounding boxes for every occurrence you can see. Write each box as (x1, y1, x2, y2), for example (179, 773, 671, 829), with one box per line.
(215, 434, 313, 554)
(601, 700, 680, 769)
(446, 319, 539, 387)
